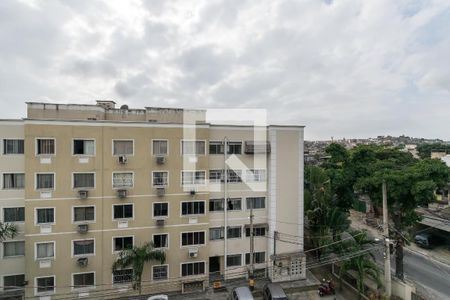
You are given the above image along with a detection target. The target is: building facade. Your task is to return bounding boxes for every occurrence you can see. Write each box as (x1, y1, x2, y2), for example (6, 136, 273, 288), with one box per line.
(0, 101, 305, 299)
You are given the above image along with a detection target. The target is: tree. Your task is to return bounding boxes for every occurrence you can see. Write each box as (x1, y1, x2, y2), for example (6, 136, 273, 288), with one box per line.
(416, 143, 450, 159)
(0, 222, 17, 242)
(336, 231, 382, 299)
(112, 242, 165, 294)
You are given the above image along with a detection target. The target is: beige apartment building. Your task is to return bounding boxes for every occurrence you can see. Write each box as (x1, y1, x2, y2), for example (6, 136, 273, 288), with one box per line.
(0, 101, 305, 299)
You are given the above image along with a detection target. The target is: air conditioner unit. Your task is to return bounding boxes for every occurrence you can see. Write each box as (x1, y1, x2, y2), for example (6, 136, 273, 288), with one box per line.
(156, 156, 166, 165)
(77, 224, 89, 234)
(156, 187, 165, 197)
(78, 190, 88, 199)
(118, 155, 128, 164)
(188, 247, 198, 258)
(156, 219, 165, 227)
(190, 189, 196, 196)
(117, 189, 127, 199)
(77, 257, 88, 267)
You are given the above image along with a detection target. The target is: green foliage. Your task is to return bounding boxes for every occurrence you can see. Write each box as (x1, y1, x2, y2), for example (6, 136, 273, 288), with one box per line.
(416, 143, 450, 159)
(0, 222, 17, 242)
(112, 242, 165, 294)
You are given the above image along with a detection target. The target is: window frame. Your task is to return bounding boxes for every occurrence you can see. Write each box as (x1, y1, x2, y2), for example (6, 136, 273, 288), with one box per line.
(180, 231, 206, 247)
(152, 264, 169, 281)
(245, 251, 266, 265)
(209, 227, 224, 241)
(35, 172, 56, 191)
(152, 202, 169, 219)
(35, 241, 56, 260)
(72, 172, 96, 190)
(227, 198, 242, 211)
(2, 172, 25, 190)
(152, 233, 169, 249)
(112, 236, 134, 253)
(227, 226, 242, 239)
(35, 137, 56, 156)
(2, 139, 24, 155)
(72, 138, 96, 156)
(180, 140, 206, 156)
(2, 273, 26, 290)
(227, 141, 242, 155)
(112, 172, 134, 189)
(2, 240, 25, 258)
(112, 204, 134, 220)
(112, 268, 133, 285)
(35, 207, 56, 225)
(2, 206, 25, 223)
(72, 205, 96, 224)
(180, 261, 206, 277)
(152, 171, 169, 187)
(34, 275, 55, 296)
(209, 199, 224, 212)
(246, 197, 266, 209)
(209, 169, 224, 183)
(208, 141, 224, 155)
(72, 239, 95, 257)
(180, 201, 206, 216)
(112, 139, 134, 156)
(181, 170, 206, 186)
(226, 254, 242, 267)
(152, 139, 169, 156)
(71, 271, 96, 291)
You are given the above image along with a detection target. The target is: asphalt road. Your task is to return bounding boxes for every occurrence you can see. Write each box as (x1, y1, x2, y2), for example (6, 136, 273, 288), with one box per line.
(374, 248, 450, 298)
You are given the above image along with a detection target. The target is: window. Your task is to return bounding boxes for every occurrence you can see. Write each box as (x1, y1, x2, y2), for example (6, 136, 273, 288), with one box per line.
(3, 207, 24, 222)
(181, 201, 205, 216)
(3, 241, 25, 257)
(113, 237, 133, 252)
(73, 206, 95, 222)
(181, 232, 205, 246)
(152, 172, 168, 187)
(245, 252, 266, 264)
(246, 169, 266, 182)
(227, 198, 242, 211)
(113, 269, 132, 284)
(209, 170, 223, 183)
(153, 140, 168, 156)
(3, 173, 25, 189)
(246, 197, 265, 209)
(3, 139, 24, 155)
(153, 234, 168, 248)
(228, 142, 242, 154)
(227, 254, 242, 267)
(153, 265, 168, 280)
(181, 141, 205, 155)
(153, 203, 168, 217)
(182, 171, 206, 185)
(73, 139, 95, 156)
(73, 173, 95, 189)
(113, 140, 133, 156)
(36, 139, 55, 155)
(3, 274, 25, 290)
(36, 208, 54, 224)
(245, 225, 267, 237)
(112, 172, 133, 188)
(73, 272, 95, 289)
(181, 262, 205, 276)
(209, 141, 224, 154)
(36, 242, 55, 259)
(209, 227, 224, 240)
(209, 199, 224, 212)
(73, 240, 95, 256)
(227, 226, 241, 239)
(36, 173, 54, 190)
(227, 170, 242, 183)
(113, 204, 133, 219)
(36, 276, 54, 294)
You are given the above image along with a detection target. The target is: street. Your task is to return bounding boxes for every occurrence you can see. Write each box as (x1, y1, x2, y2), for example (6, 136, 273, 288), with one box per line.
(374, 248, 450, 299)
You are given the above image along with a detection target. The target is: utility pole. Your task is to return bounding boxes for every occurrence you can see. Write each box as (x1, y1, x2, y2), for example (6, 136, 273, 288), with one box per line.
(249, 207, 254, 277)
(224, 138, 228, 280)
(382, 180, 392, 298)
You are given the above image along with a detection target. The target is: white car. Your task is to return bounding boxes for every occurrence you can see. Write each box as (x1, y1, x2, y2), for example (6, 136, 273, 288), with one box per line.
(147, 295, 168, 300)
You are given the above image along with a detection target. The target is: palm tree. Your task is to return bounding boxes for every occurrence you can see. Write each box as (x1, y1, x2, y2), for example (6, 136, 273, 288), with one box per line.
(336, 231, 382, 299)
(0, 222, 17, 242)
(112, 242, 165, 295)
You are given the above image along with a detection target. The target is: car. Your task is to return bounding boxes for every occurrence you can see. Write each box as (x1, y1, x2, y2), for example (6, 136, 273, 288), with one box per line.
(262, 283, 288, 300)
(231, 286, 254, 300)
(147, 295, 168, 300)
(414, 233, 444, 249)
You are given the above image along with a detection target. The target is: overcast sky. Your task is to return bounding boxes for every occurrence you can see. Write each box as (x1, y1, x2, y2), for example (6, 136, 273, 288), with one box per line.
(0, 0, 449, 140)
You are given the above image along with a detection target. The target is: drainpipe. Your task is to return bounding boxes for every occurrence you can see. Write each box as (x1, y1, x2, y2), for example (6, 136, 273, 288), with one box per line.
(224, 137, 228, 280)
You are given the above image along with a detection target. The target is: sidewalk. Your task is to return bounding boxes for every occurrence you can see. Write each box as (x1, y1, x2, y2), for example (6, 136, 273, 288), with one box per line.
(349, 209, 450, 267)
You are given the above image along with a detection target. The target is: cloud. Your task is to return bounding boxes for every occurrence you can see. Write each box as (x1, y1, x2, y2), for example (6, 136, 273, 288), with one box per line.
(0, 0, 449, 140)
